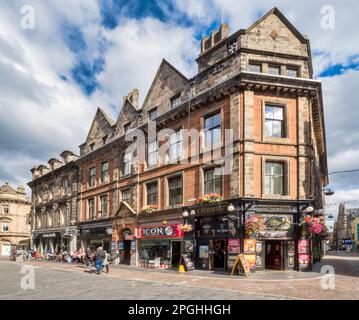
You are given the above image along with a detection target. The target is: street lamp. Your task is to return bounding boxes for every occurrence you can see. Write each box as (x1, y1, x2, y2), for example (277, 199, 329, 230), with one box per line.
(323, 188, 335, 196)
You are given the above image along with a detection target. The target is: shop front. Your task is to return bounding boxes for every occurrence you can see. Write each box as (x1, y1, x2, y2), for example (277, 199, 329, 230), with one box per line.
(33, 231, 62, 254)
(78, 220, 113, 253)
(244, 202, 306, 272)
(138, 224, 183, 269)
(185, 201, 241, 271)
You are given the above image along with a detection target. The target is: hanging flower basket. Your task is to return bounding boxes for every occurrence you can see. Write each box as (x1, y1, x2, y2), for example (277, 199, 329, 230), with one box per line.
(141, 205, 157, 215)
(301, 215, 323, 238)
(197, 193, 223, 205)
(178, 224, 193, 233)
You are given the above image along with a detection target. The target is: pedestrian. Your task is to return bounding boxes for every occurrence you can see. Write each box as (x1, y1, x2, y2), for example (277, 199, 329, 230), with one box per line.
(94, 246, 106, 275)
(103, 250, 110, 273)
(84, 247, 92, 268)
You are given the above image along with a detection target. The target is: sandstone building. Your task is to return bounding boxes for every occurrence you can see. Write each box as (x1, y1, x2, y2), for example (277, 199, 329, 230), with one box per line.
(0, 182, 30, 256)
(29, 8, 328, 271)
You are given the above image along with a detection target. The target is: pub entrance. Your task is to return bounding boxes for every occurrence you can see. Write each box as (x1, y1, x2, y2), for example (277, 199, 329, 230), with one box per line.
(210, 239, 226, 270)
(265, 240, 283, 270)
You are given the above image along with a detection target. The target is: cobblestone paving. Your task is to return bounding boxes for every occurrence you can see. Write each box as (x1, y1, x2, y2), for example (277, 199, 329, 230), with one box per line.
(2, 252, 358, 300)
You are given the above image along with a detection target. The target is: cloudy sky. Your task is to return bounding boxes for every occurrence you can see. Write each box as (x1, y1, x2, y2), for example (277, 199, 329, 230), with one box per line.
(0, 0, 358, 221)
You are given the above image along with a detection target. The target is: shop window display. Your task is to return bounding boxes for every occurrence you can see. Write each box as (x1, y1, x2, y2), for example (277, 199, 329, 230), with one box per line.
(139, 240, 172, 268)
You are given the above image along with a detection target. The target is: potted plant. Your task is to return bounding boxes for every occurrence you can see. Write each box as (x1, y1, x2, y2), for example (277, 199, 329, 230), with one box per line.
(141, 205, 157, 215)
(197, 193, 223, 205)
(245, 214, 265, 238)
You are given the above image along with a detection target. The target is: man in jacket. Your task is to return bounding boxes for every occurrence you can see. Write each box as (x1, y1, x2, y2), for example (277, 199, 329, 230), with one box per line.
(94, 246, 106, 275)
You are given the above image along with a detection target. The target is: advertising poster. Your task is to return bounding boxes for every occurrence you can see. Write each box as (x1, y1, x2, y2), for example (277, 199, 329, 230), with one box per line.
(298, 239, 310, 253)
(244, 254, 256, 269)
(227, 239, 240, 253)
(298, 253, 310, 268)
(184, 240, 194, 253)
(118, 241, 124, 251)
(244, 239, 256, 254)
(199, 245, 209, 258)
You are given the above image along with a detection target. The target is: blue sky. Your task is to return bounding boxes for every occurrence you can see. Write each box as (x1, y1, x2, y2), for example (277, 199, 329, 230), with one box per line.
(0, 0, 359, 220)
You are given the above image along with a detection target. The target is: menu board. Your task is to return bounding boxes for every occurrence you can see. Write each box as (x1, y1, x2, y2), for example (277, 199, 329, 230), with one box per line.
(228, 239, 240, 253)
(231, 254, 251, 276)
(298, 254, 310, 268)
(244, 254, 256, 269)
(181, 254, 194, 271)
(244, 239, 256, 254)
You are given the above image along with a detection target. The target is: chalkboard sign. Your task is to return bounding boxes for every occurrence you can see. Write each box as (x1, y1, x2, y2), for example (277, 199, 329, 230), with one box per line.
(231, 254, 251, 277)
(181, 253, 194, 271)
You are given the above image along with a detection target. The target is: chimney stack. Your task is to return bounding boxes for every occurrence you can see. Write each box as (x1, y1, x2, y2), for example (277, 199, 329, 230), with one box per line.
(200, 23, 229, 54)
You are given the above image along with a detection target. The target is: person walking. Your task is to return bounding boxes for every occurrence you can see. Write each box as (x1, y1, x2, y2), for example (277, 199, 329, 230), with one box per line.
(94, 246, 106, 275)
(103, 250, 110, 273)
(84, 248, 92, 269)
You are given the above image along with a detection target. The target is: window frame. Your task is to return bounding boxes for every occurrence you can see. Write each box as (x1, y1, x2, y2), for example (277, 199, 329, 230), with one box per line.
(89, 167, 96, 187)
(62, 178, 69, 196)
(100, 195, 109, 218)
(285, 67, 299, 77)
(168, 130, 183, 162)
(123, 152, 133, 176)
(146, 182, 158, 206)
(122, 189, 132, 205)
(170, 93, 181, 109)
(203, 167, 223, 196)
(204, 112, 222, 150)
(248, 62, 262, 73)
(268, 65, 281, 75)
(264, 104, 285, 139)
(88, 198, 95, 220)
(101, 162, 109, 183)
(168, 175, 183, 207)
(264, 161, 286, 196)
(2, 223, 9, 232)
(3, 205, 9, 214)
(148, 141, 159, 167)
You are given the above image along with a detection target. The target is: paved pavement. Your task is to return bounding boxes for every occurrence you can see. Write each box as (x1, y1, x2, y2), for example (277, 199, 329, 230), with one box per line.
(1, 252, 358, 300)
(0, 261, 285, 300)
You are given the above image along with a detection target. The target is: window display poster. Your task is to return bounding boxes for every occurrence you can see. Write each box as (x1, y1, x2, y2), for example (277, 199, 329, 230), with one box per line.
(199, 245, 209, 258)
(131, 240, 136, 252)
(298, 253, 310, 268)
(118, 241, 124, 251)
(298, 239, 310, 253)
(244, 239, 256, 254)
(256, 241, 263, 254)
(227, 239, 240, 253)
(244, 254, 256, 269)
(184, 240, 194, 253)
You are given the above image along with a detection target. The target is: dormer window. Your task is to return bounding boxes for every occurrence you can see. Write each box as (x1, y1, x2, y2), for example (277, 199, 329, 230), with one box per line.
(102, 135, 108, 145)
(170, 94, 181, 109)
(90, 143, 95, 152)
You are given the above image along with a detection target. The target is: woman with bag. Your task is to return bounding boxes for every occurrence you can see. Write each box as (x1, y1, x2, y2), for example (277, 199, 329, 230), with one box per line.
(103, 250, 110, 273)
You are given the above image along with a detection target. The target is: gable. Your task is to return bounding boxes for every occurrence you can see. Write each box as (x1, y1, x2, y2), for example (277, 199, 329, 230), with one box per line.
(141, 59, 188, 123)
(115, 99, 139, 137)
(242, 10, 308, 57)
(82, 108, 114, 153)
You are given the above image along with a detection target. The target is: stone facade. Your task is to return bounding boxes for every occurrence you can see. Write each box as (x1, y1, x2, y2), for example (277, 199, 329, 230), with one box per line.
(28, 151, 79, 254)
(28, 8, 328, 269)
(0, 182, 30, 256)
